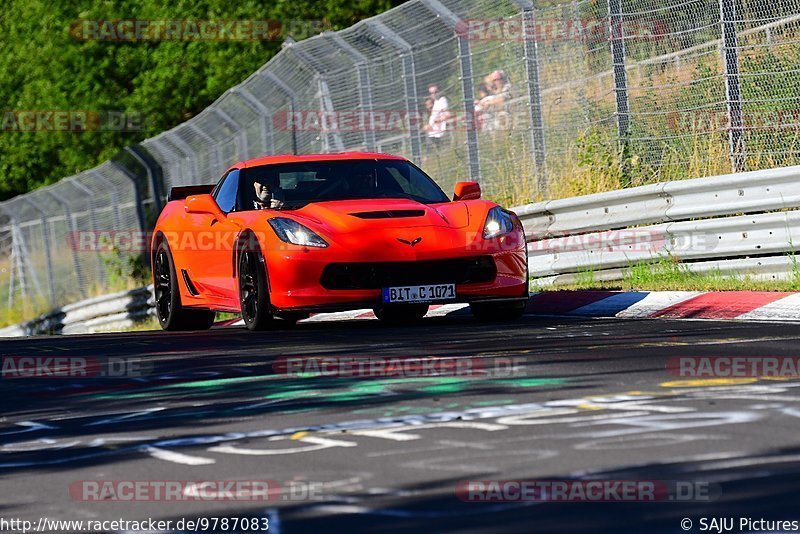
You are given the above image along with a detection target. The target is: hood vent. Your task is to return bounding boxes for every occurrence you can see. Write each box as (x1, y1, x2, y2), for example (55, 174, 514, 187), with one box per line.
(350, 210, 426, 219)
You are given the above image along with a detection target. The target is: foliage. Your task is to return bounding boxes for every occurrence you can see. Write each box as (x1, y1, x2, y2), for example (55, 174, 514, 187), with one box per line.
(0, 0, 406, 200)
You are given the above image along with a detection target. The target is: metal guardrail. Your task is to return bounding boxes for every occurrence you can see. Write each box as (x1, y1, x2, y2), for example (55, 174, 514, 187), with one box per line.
(516, 165, 800, 285)
(0, 286, 154, 337)
(3, 164, 800, 336)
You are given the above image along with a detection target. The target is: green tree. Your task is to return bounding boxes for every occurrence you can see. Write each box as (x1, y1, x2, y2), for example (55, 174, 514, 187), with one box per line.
(0, 0, 405, 200)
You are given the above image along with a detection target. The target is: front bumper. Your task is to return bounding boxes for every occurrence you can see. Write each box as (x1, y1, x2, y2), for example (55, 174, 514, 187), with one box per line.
(266, 248, 529, 312)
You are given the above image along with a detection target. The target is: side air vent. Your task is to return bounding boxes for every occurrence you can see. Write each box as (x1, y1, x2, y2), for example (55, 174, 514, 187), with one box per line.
(350, 210, 426, 219)
(181, 269, 200, 296)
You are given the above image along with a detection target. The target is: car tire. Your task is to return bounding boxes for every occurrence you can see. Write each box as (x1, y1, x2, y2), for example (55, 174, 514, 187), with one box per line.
(238, 242, 273, 331)
(470, 300, 527, 322)
(373, 304, 429, 324)
(153, 240, 215, 331)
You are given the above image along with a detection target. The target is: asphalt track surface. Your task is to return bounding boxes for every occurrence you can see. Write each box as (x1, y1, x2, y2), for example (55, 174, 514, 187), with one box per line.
(3, 313, 800, 533)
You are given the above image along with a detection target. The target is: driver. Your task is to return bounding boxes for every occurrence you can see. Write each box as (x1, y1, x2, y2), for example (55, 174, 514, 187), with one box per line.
(252, 176, 284, 210)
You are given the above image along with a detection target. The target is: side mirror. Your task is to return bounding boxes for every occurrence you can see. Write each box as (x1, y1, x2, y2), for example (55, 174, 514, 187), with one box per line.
(185, 194, 225, 219)
(453, 181, 481, 201)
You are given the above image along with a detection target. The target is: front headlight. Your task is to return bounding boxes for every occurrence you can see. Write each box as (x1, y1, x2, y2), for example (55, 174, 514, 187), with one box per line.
(483, 206, 515, 239)
(268, 217, 328, 248)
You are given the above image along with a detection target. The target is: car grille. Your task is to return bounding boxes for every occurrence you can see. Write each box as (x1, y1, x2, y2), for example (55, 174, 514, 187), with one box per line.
(320, 256, 496, 290)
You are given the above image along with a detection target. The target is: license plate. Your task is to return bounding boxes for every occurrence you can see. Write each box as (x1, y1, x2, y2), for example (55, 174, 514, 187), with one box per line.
(382, 283, 456, 304)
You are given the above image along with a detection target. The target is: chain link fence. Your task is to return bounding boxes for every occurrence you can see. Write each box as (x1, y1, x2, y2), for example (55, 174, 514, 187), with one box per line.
(2, 0, 799, 314)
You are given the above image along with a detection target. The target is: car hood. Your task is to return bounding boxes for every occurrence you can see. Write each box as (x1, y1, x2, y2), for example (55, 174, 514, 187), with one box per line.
(288, 199, 472, 234)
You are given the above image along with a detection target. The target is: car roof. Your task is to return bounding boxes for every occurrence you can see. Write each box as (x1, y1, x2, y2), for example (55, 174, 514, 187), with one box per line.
(231, 151, 407, 171)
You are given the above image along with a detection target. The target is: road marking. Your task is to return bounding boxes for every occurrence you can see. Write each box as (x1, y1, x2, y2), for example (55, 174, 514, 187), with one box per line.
(208, 436, 358, 456)
(143, 446, 215, 465)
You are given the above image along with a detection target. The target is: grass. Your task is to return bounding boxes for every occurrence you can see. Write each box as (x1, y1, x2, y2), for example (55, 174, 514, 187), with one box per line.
(119, 315, 161, 332)
(539, 254, 800, 292)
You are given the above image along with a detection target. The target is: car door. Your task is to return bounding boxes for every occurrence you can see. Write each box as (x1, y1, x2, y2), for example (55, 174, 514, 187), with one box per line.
(186, 169, 242, 305)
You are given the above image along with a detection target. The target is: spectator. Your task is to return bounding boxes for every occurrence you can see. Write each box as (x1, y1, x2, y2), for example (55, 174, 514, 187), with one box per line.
(424, 84, 450, 149)
(478, 70, 512, 131)
(474, 81, 492, 131)
(479, 70, 512, 111)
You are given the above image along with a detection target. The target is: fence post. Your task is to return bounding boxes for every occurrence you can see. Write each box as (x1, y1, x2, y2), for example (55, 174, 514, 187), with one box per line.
(125, 145, 164, 214)
(366, 20, 424, 164)
(719, 0, 745, 172)
(421, 0, 482, 183)
(213, 108, 249, 160)
(514, 0, 548, 190)
(44, 190, 87, 298)
(69, 179, 106, 285)
(148, 136, 183, 191)
(110, 162, 147, 234)
(325, 31, 377, 152)
(163, 134, 200, 185)
(187, 124, 223, 178)
(285, 41, 345, 153)
(608, 0, 630, 180)
(230, 88, 276, 155)
(20, 199, 56, 306)
(0, 206, 31, 308)
(89, 171, 123, 228)
(262, 71, 299, 155)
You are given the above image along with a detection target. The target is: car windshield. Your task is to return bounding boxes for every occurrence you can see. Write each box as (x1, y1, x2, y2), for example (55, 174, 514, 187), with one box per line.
(240, 159, 449, 210)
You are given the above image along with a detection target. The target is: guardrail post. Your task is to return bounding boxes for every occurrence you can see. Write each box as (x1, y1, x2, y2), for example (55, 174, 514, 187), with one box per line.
(124, 145, 164, 214)
(69, 179, 106, 285)
(421, 0, 482, 183)
(261, 71, 299, 155)
(44, 190, 87, 298)
(608, 0, 631, 182)
(20, 199, 56, 306)
(514, 0, 547, 189)
(324, 31, 377, 152)
(366, 20, 424, 164)
(720, 0, 745, 172)
(230, 88, 276, 155)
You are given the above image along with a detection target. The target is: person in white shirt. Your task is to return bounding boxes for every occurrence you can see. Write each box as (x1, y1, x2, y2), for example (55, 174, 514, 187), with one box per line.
(425, 84, 451, 149)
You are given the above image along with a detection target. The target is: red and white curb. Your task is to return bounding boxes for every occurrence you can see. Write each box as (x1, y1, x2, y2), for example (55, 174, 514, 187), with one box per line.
(219, 290, 800, 327)
(524, 290, 800, 322)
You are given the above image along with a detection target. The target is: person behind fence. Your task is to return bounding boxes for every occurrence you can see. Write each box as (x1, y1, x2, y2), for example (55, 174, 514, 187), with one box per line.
(478, 70, 512, 130)
(424, 84, 451, 148)
(252, 175, 284, 210)
(473, 80, 492, 132)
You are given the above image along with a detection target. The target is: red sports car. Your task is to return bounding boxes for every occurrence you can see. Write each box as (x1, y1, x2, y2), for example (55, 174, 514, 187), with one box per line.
(150, 152, 528, 330)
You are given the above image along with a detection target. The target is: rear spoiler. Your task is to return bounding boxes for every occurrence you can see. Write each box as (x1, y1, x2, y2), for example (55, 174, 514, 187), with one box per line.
(168, 185, 214, 202)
